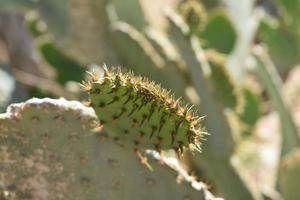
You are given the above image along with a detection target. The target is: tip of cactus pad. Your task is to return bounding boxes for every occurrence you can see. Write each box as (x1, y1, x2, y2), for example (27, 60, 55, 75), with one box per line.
(85, 65, 204, 154)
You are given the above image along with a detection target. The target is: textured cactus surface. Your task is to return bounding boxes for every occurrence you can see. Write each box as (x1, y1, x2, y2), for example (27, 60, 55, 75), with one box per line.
(85, 67, 203, 154)
(0, 98, 219, 200)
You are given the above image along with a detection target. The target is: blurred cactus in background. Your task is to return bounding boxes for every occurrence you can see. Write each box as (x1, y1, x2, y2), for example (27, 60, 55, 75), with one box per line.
(1, 0, 300, 199)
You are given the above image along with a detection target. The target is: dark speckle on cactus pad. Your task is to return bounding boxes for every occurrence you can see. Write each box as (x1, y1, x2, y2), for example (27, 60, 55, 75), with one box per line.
(83, 65, 204, 154)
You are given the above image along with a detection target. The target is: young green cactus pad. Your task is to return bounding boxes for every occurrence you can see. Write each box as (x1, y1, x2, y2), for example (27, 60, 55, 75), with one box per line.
(84, 66, 203, 153)
(0, 98, 218, 200)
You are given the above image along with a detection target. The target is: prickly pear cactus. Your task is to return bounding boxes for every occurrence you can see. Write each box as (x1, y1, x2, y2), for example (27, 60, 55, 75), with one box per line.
(84, 67, 203, 154)
(205, 50, 242, 111)
(165, 9, 262, 200)
(0, 98, 218, 200)
(238, 88, 260, 135)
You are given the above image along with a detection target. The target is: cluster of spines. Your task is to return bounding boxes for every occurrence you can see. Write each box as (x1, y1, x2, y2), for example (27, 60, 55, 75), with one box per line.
(82, 66, 204, 154)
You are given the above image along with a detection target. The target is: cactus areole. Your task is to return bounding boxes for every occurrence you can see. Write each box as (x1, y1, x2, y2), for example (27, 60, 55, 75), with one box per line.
(83, 65, 204, 154)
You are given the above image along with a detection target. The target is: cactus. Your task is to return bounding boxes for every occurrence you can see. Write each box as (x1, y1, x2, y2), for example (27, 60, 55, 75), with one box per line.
(107, 4, 262, 198)
(178, 1, 236, 54)
(38, 40, 85, 85)
(165, 9, 262, 200)
(252, 46, 300, 156)
(0, 98, 219, 200)
(178, 0, 207, 35)
(200, 12, 236, 54)
(110, 21, 167, 85)
(0, 0, 118, 64)
(1, 0, 300, 199)
(84, 67, 203, 154)
(258, 20, 300, 77)
(0, 0, 68, 37)
(109, 0, 147, 30)
(238, 88, 260, 135)
(144, 27, 194, 102)
(279, 148, 300, 200)
(205, 50, 242, 111)
(108, 2, 201, 101)
(258, 0, 300, 77)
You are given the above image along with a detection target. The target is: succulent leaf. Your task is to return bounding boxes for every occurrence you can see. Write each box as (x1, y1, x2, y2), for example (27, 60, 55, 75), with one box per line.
(85, 66, 203, 154)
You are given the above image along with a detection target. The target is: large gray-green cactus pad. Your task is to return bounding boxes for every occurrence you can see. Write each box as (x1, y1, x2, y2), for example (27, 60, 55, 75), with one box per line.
(0, 98, 218, 200)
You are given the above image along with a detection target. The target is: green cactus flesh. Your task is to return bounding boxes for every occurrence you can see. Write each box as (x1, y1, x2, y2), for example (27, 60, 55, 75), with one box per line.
(0, 98, 217, 200)
(85, 67, 203, 153)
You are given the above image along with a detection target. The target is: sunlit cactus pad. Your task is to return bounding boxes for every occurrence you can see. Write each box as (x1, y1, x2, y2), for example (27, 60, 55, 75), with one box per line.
(84, 66, 204, 153)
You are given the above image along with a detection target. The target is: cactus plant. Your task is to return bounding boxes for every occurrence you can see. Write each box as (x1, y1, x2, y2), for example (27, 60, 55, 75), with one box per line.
(0, 98, 219, 200)
(38, 40, 85, 85)
(1, 0, 300, 199)
(258, 0, 300, 77)
(0, 0, 118, 64)
(164, 9, 261, 200)
(84, 67, 203, 154)
(252, 46, 300, 156)
(238, 88, 260, 136)
(279, 148, 300, 200)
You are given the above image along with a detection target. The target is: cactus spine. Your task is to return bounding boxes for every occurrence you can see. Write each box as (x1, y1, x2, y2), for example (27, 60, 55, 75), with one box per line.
(83, 66, 204, 154)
